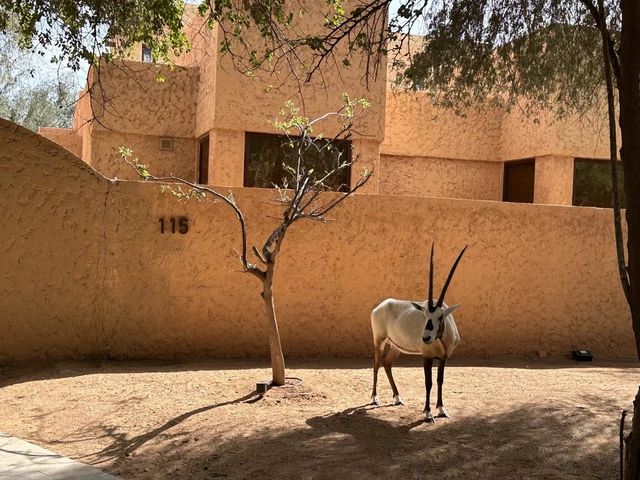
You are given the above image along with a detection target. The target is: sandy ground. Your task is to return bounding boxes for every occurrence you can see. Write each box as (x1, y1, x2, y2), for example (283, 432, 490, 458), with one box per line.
(0, 357, 637, 480)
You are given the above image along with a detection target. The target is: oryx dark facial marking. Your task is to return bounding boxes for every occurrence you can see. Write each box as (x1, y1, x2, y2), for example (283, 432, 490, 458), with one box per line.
(426, 319, 434, 331)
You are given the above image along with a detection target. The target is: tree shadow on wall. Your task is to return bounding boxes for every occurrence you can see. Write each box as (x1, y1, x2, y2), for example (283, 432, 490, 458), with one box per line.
(87, 395, 619, 480)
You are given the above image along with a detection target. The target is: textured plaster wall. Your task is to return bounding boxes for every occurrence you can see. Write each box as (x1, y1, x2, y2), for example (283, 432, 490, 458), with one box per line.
(3, 120, 633, 362)
(213, 65, 384, 141)
(186, 14, 218, 138)
(498, 107, 612, 161)
(89, 60, 197, 138)
(209, 129, 245, 187)
(382, 91, 502, 161)
(212, 1, 386, 142)
(66, 61, 200, 180)
(384, 90, 615, 163)
(37, 128, 83, 158)
(100, 186, 634, 360)
(72, 89, 92, 135)
(380, 155, 503, 200)
(0, 119, 109, 363)
(534, 155, 574, 206)
(88, 130, 197, 181)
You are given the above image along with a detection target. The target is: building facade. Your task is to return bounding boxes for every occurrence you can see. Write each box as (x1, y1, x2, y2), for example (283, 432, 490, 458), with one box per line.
(39, 6, 618, 208)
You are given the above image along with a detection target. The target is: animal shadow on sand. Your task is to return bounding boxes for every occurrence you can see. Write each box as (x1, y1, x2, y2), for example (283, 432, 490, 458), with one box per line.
(82, 394, 619, 480)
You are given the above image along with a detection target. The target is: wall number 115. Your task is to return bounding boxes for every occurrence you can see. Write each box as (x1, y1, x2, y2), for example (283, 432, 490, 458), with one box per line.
(159, 217, 189, 234)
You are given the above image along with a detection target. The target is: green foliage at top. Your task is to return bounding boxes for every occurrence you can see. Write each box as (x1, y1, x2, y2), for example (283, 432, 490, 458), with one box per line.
(271, 94, 370, 135)
(0, 0, 620, 119)
(392, 1, 619, 116)
(191, 0, 621, 117)
(573, 159, 626, 208)
(198, 0, 292, 72)
(0, 0, 189, 70)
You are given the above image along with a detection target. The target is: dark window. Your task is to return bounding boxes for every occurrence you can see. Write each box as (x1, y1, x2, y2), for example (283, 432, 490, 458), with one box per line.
(198, 136, 209, 184)
(572, 158, 626, 208)
(503, 159, 535, 203)
(244, 132, 351, 192)
(142, 45, 152, 63)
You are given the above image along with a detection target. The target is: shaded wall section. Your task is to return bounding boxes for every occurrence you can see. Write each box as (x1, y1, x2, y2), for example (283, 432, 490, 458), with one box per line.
(37, 128, 82, 158)
(0, 119, 634, 362)
(0, 119, 109, 363)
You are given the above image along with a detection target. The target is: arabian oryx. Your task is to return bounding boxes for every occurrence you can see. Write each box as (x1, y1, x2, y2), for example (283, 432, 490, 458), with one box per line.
(370, 243, 467, 422)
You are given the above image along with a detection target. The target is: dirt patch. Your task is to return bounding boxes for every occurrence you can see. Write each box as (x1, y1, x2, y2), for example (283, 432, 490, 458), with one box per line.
(0, 358, 636, 479)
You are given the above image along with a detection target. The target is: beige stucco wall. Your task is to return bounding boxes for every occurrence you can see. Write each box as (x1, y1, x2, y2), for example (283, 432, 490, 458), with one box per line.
(106, 188, 634, 360)
(187, 13, 218, 138)
(380, 154, 503, 200)
(37, 128, 83, 158)
(209, 128, 245, 187)
(0, 119, 109, 362)
(62, 61, 200, 180)
(88, 129, 197, 181)
(211, 0, 386, 142)
(498, 107, 612, 161)
(533, 155, 574, 206)
(1, 118, 634, 363)
(383, 89, 615, 164)
(382, 90, 503, 161)
(89, 60, 197, 138)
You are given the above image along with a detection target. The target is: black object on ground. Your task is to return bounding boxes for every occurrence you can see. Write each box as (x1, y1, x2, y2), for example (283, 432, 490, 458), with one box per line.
(572, 349, 594, 361)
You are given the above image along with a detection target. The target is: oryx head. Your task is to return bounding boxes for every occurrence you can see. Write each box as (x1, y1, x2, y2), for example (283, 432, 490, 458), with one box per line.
(412, 243, 467, 345)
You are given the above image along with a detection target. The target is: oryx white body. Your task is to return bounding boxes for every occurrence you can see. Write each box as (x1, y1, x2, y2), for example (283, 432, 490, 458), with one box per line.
(370, 243, 467, 423)
(371, 299, 460, 358)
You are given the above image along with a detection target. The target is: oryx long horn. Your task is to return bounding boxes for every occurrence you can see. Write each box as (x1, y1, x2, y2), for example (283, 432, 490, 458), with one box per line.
(428, 242, 435, 312)
(436, 245, 468, 308)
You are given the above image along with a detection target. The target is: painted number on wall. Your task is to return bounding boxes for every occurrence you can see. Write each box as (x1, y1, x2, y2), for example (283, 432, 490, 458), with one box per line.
(159, 217, 189, 234)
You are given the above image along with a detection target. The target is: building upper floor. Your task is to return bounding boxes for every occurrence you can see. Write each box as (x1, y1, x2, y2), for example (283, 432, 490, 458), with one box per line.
(36, 2, 621, 210)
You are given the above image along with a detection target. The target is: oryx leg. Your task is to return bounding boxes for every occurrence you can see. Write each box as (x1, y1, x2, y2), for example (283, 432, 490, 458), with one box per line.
(383, 345, 403, 405)
(371, 338, 386, 405)
(436, 357, 449, 418)
(423, 357, 434, 422)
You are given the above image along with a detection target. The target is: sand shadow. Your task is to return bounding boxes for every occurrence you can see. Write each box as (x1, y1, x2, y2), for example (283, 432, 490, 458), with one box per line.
(52, 390, 263, 466)
(84, 395, 622, 479)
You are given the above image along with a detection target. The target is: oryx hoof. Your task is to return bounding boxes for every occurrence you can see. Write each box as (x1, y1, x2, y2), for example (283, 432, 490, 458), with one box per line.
(392, 395, 405, 406)
(425, 412, 436, 423)
(436, 407, 450, 418)
(371, 395, 380, 406)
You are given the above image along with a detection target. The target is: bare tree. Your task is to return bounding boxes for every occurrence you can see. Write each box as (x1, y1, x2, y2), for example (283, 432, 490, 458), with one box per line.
(120, 96, 372, 386)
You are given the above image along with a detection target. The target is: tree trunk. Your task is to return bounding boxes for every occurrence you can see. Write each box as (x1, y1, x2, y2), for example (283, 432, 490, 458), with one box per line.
(626, 389, 640, 480)
(619, 1, 640, 477)
(261, 263, 286, 386)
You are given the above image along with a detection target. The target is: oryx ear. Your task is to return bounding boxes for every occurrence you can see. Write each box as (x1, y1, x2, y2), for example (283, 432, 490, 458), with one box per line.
(411, 302, 424, 311)
(441, 304, 460, 318)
